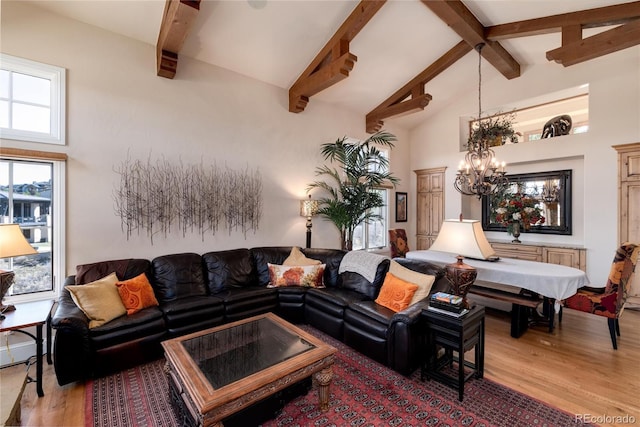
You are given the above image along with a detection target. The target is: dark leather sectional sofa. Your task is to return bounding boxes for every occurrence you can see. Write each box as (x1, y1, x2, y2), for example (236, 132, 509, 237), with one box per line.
(51, 246, 449, 386)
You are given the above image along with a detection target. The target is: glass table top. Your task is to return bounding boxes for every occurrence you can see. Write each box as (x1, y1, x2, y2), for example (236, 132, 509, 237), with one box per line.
(182, 316, 316, 389)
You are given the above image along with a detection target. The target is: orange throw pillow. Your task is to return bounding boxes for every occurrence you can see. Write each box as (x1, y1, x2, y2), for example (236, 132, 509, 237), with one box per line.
(375, 272, 419, 312)
(116, 273, 159, 315)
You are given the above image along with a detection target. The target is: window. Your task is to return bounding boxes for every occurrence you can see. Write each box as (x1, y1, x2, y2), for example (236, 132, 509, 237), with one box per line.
(352, 189, 388, 250)
(0, 157, 65, 301)
(0, 54, 66, 145)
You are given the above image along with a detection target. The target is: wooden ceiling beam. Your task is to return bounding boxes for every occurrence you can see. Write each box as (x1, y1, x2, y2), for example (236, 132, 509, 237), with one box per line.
(156, 0, 201, 79)
(421, 0, 520, 80)
(486, 2, 640, 40)
(289, 0, 386, 113)
(547, 19, 640, 67)
(365, 41, 471, 133)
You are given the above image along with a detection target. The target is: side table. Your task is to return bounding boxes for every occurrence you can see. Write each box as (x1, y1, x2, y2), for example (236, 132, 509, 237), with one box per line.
(0, 300, 54, 397)
(420, 304, 485, 401)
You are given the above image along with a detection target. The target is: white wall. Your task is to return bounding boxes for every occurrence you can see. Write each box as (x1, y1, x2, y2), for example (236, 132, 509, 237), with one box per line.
(1, 2, 412, 277)
(408, 45, 640, 285)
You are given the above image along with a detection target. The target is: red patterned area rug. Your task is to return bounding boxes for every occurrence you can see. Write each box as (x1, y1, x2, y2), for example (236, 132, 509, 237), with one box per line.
(87, 326, 590, 427)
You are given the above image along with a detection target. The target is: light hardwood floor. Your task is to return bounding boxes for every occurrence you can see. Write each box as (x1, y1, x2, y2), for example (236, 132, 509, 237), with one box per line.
(3, 307, 639, 427)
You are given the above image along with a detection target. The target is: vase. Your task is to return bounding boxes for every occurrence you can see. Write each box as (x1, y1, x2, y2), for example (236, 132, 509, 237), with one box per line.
(511, 222, 521, 243)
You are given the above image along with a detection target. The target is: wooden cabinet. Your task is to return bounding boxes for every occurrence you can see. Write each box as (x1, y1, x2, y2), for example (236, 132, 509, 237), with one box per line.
(415, 167, 446, 250)
(490, 241, 586, 272)
(613, 143, 640, 305)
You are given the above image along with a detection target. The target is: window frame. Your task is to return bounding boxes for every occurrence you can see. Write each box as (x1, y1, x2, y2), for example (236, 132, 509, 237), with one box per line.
(1, 150, 66, 303)
(0, 54, 66, 145)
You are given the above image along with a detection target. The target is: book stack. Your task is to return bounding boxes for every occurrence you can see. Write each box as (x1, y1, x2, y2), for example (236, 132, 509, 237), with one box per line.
(428, 292, 467, 316)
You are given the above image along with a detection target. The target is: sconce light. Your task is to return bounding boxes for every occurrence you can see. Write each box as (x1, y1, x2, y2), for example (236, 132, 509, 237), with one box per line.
(0, 224, 37, 319)
(299, 195, 319, 249)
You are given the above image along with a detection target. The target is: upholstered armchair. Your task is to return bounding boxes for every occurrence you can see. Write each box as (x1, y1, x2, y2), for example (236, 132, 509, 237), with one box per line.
(389, 229, 409, 258)
(564, 242, 639, 349)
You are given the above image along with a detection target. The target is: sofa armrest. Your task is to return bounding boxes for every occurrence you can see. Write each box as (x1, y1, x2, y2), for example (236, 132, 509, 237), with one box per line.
(390, 298, 430, 326)
(51, 281, 92, 385)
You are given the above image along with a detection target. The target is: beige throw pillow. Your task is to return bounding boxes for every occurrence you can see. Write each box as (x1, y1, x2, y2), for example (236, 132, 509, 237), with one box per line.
(389, 260, 436, 305)
(283, 246, 321, 266)
(66, 272, 127, 329)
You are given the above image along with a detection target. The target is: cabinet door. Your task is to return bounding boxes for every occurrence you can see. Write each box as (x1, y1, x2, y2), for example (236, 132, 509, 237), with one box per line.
(430, 192, 444, 236)
(621, 151, 640, 181)
(543, 248, 581, 270)
(417, 235, 430, 250)
(620, 181, 640, 245)
(417, 193, 430, 235)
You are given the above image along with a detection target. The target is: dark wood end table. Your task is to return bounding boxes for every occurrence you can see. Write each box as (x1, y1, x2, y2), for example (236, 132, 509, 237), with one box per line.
(0, 300, 54, 397)
(420, 304, 485, 401)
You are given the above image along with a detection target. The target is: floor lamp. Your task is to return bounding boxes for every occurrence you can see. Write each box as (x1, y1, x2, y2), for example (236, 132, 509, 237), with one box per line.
(429, 219, 497, 308)
(0, 224, 37, 318)
(299, 195, 319, 249)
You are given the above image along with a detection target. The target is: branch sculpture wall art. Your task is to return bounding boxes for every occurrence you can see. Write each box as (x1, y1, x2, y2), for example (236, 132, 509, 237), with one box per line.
(113, 155, 262, 243)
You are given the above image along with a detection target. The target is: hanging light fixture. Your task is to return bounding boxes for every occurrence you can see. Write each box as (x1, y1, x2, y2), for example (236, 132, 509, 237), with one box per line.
(454, 43, 509, 199)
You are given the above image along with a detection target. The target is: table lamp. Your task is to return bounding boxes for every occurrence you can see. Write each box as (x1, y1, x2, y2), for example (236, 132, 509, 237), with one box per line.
(429, 218, 496, 307)
(0, 224, 37, 318)
(299, 195, 319, 249)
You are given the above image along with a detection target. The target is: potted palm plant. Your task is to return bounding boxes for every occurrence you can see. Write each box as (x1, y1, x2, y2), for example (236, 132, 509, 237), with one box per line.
(308, 131, 400, 251)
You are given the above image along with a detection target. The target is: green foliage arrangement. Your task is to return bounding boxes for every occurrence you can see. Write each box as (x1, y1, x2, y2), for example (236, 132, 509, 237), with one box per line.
(491, 191, 546, 235)
(308, 131, 400, 250)
(469, 112, 521, 146)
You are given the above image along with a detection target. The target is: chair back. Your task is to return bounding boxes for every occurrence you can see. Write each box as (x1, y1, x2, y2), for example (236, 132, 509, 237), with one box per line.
(605, 242, 639, 315)
(389, 229, 409, 258)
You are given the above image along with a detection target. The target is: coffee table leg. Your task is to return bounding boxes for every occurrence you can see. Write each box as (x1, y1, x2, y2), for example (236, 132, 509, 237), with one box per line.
(314, 366, 333, 411)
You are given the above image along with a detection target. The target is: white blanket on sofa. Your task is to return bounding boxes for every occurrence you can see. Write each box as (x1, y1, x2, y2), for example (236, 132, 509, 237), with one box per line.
(338, 251, 389, 283)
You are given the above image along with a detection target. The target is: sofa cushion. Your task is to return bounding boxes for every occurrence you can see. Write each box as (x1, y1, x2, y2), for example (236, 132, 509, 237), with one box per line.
(389, 260, 436, 305)
(301, 248, 346, 288)
(251, 247, 295, 286)
(375, 272, 419, 312)
(202, 249, 256, 294)
(151, 253, 206, 303)
(267, 263, 325, 288)
(116, 273, 159, 315)
(89, 306, 165, 350)
(66, 272, 127, 329)
(75, 258, 151, 285)
(283, 247, 321, 266)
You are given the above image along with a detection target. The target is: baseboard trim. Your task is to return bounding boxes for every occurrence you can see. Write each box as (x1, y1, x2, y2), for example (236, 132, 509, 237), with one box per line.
(0, 339, 48, 367)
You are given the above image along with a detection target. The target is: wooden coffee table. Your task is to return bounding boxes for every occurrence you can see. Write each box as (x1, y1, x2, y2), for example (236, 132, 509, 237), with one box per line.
(162, 312, 336, 427)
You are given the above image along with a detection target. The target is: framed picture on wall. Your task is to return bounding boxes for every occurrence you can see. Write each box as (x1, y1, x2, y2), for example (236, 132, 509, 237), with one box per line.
(395, 192, 407, 222)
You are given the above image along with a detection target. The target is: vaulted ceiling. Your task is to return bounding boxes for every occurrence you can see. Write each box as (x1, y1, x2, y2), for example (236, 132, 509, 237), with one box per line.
(31, 0, 640, 132)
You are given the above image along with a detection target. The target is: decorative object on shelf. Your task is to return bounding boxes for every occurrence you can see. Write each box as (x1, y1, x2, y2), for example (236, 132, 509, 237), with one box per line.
(541, 115, 572, 138)
(491, 191, 545, 243)
(308, 131, 399, 251)
(510, 222, 521, 243)
(0, 224, 37, 319)
(455, 43, 509, 199)
(300, 194, 319, 249)
(429, 218, 497, 308)
(395, 192, 407, 222)
(114, 155, 263, 243)
(482, 170, 572, 235)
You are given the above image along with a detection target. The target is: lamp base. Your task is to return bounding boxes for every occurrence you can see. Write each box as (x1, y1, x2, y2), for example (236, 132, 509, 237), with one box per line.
(445, 255, 477, 309)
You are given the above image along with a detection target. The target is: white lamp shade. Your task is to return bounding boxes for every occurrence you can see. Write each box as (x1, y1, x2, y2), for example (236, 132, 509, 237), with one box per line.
(0, 224, 37, 259)
(430, 219, 496, 260)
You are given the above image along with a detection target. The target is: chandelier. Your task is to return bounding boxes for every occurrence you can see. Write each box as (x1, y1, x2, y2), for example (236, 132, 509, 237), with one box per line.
(454, 43, 509, 199)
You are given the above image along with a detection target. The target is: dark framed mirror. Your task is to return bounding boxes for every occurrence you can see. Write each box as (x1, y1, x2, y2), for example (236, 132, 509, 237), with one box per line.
(482, 170, 572, 235)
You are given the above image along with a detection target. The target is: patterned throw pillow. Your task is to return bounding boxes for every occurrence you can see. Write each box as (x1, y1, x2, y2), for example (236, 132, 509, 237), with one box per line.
(66, 272, 127, 328)
(116, 273, 159, 315)
(389, 260, 436, 305)
(375, 272, 419, 312)
(267, 263, 325, 288)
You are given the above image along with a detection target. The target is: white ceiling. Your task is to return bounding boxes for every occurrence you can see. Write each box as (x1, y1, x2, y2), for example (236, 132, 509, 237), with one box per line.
(29, 0, 635, 130)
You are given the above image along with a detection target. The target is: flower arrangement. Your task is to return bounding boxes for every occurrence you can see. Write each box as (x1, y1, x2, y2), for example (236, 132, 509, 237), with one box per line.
(492, 192, 546, 235)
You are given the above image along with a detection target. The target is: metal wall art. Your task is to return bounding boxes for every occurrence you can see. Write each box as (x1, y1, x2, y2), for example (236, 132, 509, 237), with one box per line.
(114, 155, 262, 242)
